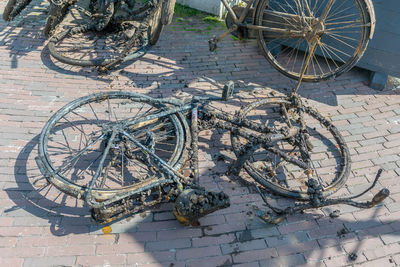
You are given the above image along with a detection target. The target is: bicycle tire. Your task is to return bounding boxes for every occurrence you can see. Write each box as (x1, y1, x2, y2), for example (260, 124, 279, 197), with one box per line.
(255, 0, 374, 82)
(161, 0, 176, 25)
(47, 24, 114, 67)
(149, 0, 164, 45)
(44, 0, 76, 38)
(37, 92, 190, 202)
(3, 0, 17, 21)
(230, 97, 351, 200)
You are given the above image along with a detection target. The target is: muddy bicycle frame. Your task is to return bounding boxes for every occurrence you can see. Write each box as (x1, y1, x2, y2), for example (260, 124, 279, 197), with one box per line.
(82, 88, 307, 206)
(58, 85, 387, 224)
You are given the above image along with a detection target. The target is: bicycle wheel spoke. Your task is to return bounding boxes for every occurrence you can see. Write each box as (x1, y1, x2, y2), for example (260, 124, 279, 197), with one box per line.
(325, 32, 358, 42)
(257, 0, 370, 81)
(320, 42, 347, 63)
(231, 97, 349, 198)
(325, 19, 361, 26)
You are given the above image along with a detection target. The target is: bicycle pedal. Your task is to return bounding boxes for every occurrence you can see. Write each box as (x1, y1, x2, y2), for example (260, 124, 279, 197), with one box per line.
(208, 36, 218, 52)
(222, 81, 234, 101)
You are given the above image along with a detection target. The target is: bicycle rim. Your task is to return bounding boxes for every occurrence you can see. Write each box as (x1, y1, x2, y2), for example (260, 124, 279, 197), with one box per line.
(256, 0, 372, 82)
(38, 92, 189, 200)
(231, 97, 350, 199)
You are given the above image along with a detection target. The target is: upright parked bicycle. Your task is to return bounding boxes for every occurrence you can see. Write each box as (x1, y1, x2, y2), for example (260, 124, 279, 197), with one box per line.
(213, 0, 375, 83)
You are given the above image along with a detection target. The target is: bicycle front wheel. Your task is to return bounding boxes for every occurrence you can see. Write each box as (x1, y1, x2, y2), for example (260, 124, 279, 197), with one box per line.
(230, 97, 350, 200)
(37, 92, 190, 201)
(255, 0, 374, 82)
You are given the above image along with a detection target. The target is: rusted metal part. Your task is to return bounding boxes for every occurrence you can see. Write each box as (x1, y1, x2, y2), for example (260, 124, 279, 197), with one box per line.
(45, 0, 78, 37)
(3, 0, 174, 69)
(190, 106, 199, 184)
(256, 169, 390, 224)
(160, 0, 175, 25)
(173, 188, 230, 225)
(36, 88, 389, 225)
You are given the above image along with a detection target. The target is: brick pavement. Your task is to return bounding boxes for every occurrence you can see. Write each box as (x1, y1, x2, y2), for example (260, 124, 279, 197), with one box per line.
(1, 1, 400, 267)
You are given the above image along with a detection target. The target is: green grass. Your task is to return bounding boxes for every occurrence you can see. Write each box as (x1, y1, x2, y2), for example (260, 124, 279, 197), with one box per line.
(173, 4, 226, 33)
(202, 15, 221, 25)
(174, 4, 224, 26)
(183, 28, 202, 33)
(174, 3, 205, 17)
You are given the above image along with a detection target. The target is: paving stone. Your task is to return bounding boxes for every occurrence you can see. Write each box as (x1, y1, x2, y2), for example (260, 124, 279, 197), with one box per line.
(1, 3, 400, 266)
(220, 239, 267, 255)
(265, 232, 309, 248)
(23, 256, 76, 267)
(259, 254, 306, 267)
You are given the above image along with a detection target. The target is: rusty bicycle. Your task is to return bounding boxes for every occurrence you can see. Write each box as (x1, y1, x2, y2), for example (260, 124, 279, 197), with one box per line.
(33, 0, 388, 225)
(35, 82, 389, 225)
(3, 0, 176, 70)
(211, 0, 376, 82)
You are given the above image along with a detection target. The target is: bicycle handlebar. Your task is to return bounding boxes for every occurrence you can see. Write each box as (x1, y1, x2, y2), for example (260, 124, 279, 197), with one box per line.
(256, 169, 390, 224)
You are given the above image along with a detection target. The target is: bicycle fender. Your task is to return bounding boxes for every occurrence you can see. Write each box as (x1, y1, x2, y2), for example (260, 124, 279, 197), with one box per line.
(363, 0, 376, 39)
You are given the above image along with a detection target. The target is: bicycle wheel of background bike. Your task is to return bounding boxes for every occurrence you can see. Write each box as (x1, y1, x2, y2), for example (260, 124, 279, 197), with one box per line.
(255, 0, 374, 82)
(230, 97, 350, 200)
(44, 0, 77, 38)
(37, 92, 190, 201)
(3, 0, 17, 21)
(47, 23, 150, 68)
(3, 0, 32, 21)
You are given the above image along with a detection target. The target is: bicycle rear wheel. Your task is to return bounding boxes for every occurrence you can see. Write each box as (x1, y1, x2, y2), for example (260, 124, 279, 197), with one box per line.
(230, 97, 350, 200)
(255, 0, 374, 82)
(37, 92, 190, 202)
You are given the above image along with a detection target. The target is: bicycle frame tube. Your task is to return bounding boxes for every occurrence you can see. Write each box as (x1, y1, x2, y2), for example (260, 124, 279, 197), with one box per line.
(219, 0, 304, 40)
(120, 99, 310, 181)
(124, 104, 192, 127)
(221, 0, 257, 23)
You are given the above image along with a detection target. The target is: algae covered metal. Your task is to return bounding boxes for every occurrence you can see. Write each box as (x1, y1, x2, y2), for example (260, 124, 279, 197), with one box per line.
(3, 0, 176, 70)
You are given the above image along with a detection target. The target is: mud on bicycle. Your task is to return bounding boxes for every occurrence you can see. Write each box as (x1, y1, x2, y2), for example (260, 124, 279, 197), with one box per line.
(3, 0, 177, 69)
(35, 81, 389, 225)
(3, 0, 376, 75)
